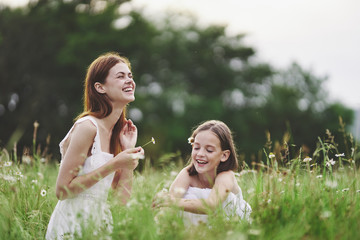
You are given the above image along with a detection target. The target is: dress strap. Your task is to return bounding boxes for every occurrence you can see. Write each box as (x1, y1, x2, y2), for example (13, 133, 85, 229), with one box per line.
(59, 116, 102, 157)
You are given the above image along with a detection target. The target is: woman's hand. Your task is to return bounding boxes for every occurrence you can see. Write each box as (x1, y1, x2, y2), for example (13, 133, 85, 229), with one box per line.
(120, 119, 138, 150)
(112, 147, 144, 170)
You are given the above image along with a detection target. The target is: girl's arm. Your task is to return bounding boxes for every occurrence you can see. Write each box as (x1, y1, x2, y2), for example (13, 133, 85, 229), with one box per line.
(55, 121, 141, 200)
(169, 167, 191, 197)
(173, 171, 235, 214)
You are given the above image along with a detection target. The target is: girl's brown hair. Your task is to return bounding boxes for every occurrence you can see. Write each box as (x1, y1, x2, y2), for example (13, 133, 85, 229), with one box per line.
(187, 120, 239, 176)
(76, 52, 131, 155)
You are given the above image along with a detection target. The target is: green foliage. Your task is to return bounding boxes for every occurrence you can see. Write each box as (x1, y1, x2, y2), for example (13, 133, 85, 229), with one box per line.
(0, 0, 354, 165)
(1, 144, 360, 240)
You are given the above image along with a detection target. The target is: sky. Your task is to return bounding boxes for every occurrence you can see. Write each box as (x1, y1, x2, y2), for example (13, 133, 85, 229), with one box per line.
(2, 0, 360, 110)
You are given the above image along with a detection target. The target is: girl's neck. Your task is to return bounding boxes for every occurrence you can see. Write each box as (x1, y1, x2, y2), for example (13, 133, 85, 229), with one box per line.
(197, 171, 216, 188)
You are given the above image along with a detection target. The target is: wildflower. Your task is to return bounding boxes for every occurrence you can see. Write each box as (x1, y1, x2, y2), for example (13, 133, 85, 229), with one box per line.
(15, 171, 22, 176)
(1, 174, 16, 182)
(40, 189, 47, 197)
(320, 210, 332, 219)
(278, 178, 283, 182)
(248, 229, 261, 236)
(356, 190, 360, 193)
(187, 137, 194, 145)
(335, 153, 345, 157)
(267, 199, 271, 204)
(31, 179, 38, 184)
(37, 172, 44, 179)
(247, 188, 255, 194)
(40, 158, 46, 163)
(269, 152, 275, 158)
(326, 159, 336, 167)
(316, 175, 323, 179)
(4, 161, 12, 167)
(142, 137, 156, 148)
(170, 171, 178, 177)
(303, 157, 312, 163)
(325, 180, 338, 189)
(342, 188, 350, 192)
(22, 156, 31, 165)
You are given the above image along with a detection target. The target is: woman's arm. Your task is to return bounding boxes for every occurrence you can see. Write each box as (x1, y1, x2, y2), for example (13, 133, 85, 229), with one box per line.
(111, 119, 143, 204)
(55, 121, 141, 200)
(173, 171, 235, 214)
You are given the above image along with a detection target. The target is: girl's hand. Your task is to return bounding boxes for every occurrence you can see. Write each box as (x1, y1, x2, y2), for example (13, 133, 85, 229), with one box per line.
(152, 189, 174, 209)
(113, 147, 144, 170)
(120, 119, 137, 150)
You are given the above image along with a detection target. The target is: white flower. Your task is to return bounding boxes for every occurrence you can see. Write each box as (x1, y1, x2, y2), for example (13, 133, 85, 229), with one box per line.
(269, 153, 275, 158)
(247, 188, 255, 194)
(267, 199, 271, 204)
(1, 174, 16, 182)
(356, 190, 360, 193)
(22, 156, 31, 165)
(335, 153, 345, 157)
(325, 180, 338, 189)
(326, 159, 336, 167)
(4, 161, 12, 167)
(316, 175, 323, 179)
(37, 172, 44, 179)
(248, 229, 261, 236)
(15, 171, 22, 176)
(320, 210, 332, 219)
(31, 179, 38, 184)
(40, 189, 47, 197)
(40, 158, 46, 163)
(187, 137, 194, 145)
(341, 188, 350, 192)
(151, 137, 155, 144)
(303, 157, 312, 163)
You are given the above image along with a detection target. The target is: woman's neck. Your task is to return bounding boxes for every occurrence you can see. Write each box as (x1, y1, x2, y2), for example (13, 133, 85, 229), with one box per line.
(101, 107, 123, 132)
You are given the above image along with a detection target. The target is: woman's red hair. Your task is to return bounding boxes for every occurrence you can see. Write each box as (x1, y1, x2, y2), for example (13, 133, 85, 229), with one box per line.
(76, 52, 131, 155)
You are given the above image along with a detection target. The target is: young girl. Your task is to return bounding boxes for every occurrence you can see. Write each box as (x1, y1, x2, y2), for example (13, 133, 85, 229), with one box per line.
(46, 52, 144, 239)
(156, 120, 251, 225)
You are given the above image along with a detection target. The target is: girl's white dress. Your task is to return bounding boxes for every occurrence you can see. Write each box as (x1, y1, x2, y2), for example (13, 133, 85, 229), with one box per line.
(46, 116, 115, 240)
(181, 186, 252, 225)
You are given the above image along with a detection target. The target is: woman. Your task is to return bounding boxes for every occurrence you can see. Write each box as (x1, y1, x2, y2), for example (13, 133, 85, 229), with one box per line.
(46, 52, 144, 239)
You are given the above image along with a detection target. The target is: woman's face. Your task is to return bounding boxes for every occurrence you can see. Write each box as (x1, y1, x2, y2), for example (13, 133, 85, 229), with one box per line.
(102, 62, 135, 105)
(191, 130, 226, 176)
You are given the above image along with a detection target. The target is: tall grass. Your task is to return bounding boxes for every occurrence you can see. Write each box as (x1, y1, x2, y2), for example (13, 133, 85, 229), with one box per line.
(0, 124, 359, 239)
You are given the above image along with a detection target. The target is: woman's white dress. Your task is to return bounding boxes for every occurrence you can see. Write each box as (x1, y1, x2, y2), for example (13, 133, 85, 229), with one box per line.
(181, 186, 252, 225)
(46, 116, 115, 240)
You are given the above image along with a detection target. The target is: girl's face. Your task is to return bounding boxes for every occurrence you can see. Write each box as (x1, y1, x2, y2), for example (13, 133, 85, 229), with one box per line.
(100, 62, 136, 104)
(191, 130, 229, 176)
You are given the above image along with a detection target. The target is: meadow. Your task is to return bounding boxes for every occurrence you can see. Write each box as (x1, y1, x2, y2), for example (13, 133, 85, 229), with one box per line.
(0, 137, 359, 240)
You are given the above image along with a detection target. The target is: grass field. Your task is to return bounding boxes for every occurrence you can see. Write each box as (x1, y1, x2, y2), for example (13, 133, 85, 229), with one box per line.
(1, 142, 359, 239)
